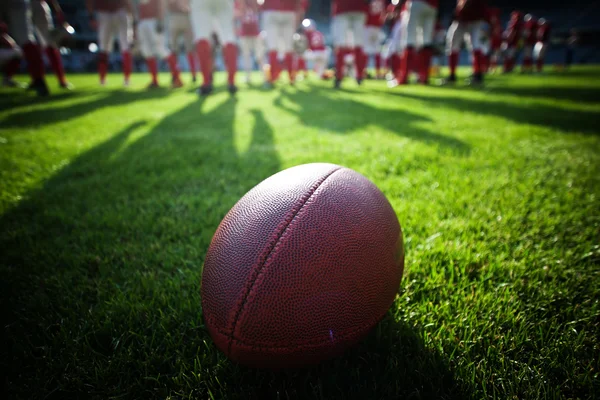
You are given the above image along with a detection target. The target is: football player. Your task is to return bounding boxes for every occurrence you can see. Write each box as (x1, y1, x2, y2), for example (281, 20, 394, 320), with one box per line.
(445, 0, 488, 85)
(236, 0, 262, 84)
(364, 0, 385, 79)
(190, 0, 238, 95)
(87, 0, 134, 86)
(0, 0, 49, 95)
(167, 0, 197, 83)
(521, 13, 537, 73)
(136, 0, 182, 88)
(31, 0, 72, 89)
(384, 1, 406, 83)
(534, 18, 550, 73)
(502, 10, 523, 73)
(295, 0, 310, 79)
(331, 0, 369, 88)
(302, 19, 330, 80)
(260, 0, 301, 86)
(399, 0, 439, 85)
(486, 7, 502, 73)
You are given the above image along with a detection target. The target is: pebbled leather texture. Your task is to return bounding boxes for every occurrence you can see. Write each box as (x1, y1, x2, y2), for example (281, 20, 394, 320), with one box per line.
(201, 163, 404, 368)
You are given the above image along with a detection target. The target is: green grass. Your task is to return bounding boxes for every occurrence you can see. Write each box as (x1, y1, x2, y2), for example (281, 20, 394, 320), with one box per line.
(1, 66, 599, 400)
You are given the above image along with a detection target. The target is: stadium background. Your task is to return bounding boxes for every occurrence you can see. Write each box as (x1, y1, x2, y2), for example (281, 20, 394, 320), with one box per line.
(51, 0, 600, 73)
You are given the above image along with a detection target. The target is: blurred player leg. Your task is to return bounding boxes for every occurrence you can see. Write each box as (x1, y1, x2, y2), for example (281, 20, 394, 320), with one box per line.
(137, 19, 159, 87)
(1, 22, 23, 87)
(445, 21, 463, 83)
(350, 13, 366, 83)
(190, 0, 213, 93)
(534, 42, 546, 73)
(468, 21, 484, 84)
(364, 26, 378, 78)
(5, 0, 49, 95)
(116, 9, 133, 86)
(297, 55, 307, 79)
(31, 0, 69, 88)
(153, 19, 181, 88)
(281, 13, 296, 84)
(96, 11, 113, 85)
(263, 11, 281, 84)
(522, 44, 533, 73)
(215, 1, 237, 93)
(167, 12, 191, 85)
(240, 36, 253, 83)
(417, 4, 436, 84)
(399, 2, 421, 85)
(333, 13, 351, 86)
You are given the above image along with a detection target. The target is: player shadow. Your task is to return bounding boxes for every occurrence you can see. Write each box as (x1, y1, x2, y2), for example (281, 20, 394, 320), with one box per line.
(482, 85, 600, 104)
(0, 97, 282, 398)
(375, 88, 600, 135)
(0, 89, 88, 112)
(273, 85, 471, 155)
(212, 314, 468, 400)
(0, 87, 172, 128)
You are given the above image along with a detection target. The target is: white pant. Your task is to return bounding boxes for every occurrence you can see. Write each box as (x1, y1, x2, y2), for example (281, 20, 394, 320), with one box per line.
(169, 12, 194, 52)
(304, 48, 331, 76)
(387, 19, 404, 55)
(402, 0, 436, 48)
(333, 12, 366, 48)
(97, 9, 132, 52)
(190, 0, 234, 44)
(446, 20, 484, 53)
(364, 26, 381, 55)
(31, 0, 54, 47)
(533, 42, 547, 61)
(262, 10, 296, 53)
(239, 36, 265, 73)
(137, 18, 169, 59)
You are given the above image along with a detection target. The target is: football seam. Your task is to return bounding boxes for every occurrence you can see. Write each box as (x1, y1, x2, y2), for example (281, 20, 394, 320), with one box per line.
(226, 166, 343, 356)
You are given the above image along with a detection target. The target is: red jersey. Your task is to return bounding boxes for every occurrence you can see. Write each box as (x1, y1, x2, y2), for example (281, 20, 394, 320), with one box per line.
(168, 0, 189, 14)
(95, 0, 127, 13)
(305, 29, 326, 51)
(261, 0, 298, 12)
(537, 22, 551, 43)
(366, 0, 386, 27)
(455, 0, 487, 22)
(301, 0, 309, 13)
(333, 0, 369, 14)
(239, 5, 260, 36)
(523, 18, 538, 45)
(138, 0, 161, 20)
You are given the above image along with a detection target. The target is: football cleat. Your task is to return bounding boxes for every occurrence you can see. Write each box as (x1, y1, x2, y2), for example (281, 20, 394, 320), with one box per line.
(147, 81, 160, 89)
(60, 81, 74, 90)
(31, 79, 50, 97)
(198, 84, 213, 96)
(334, 79, 341, 89)
(171, 77, 183, 89)
(228, 84, 238, 95)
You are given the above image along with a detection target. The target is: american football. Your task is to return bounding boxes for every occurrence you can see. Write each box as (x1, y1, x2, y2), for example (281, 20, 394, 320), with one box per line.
(202, 163, 403, 368)
(1, 0, 599, 399)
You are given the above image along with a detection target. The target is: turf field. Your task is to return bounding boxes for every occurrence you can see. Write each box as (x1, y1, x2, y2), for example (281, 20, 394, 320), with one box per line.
(1, 67, 599, 399)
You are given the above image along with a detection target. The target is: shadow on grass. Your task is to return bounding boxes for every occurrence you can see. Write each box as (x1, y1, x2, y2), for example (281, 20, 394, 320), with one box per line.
(210, 315, 467, 400)
(484, 85, 600, 104)
(274, 85, 471, 155)
(376, 87, 600, 135)
(0, 87, 172, 127)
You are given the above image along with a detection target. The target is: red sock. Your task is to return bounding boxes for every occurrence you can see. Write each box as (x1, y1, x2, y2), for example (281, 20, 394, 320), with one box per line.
(223, 43, 237, 85)
(503, 56, 511, 72)
(523, 56, 532, 70)
(167, 53, 180, 81)
(284, 52, 294, 82)
(5, 57, 20, 78)
(390, 53, 401, 78)
(98, 51, 108, 82)
(187, 52, 197, 79)
(354, 47, 366, 80)
(399, 46, 414, 83)
(122, 51, 132, 81)
(298, 57, 306, 72)
(335, 47, 347, 80)
(482, 54, 490, 73)
(268, 50, 280, 82)
(22, 41, 45, 80)
(472, 49, 482, 74)
(418, 47, 433, 83)
(375, 54, 382, 75)
(536, 58, 543, 72)
(146, 57, 158, 84)
(449, 51, 458, 77)
(195, 39, 213, 85)
(45, 46, 66, 84)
